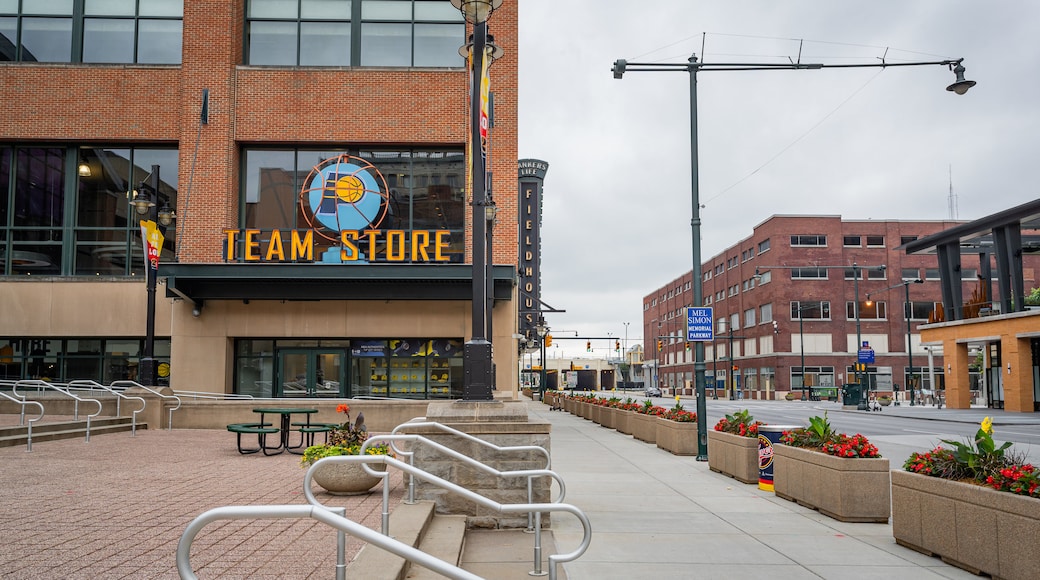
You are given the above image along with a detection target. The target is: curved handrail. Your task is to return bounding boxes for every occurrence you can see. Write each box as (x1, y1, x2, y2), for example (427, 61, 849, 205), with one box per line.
(0, 390, 44, 452)
(175, 504, 483, 580)
(68, 380, 146, 436)
(392, 417, 551, 469)
(13, 380, 102, 441)
(111, 381, 182, 430)
(304, 454, 591, 580)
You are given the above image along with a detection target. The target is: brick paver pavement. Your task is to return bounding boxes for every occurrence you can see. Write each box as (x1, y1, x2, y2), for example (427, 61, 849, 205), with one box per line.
(0, 426, 403, 579)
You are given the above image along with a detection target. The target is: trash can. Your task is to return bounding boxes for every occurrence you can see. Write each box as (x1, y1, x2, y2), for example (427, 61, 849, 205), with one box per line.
(758, 424, 801, 492)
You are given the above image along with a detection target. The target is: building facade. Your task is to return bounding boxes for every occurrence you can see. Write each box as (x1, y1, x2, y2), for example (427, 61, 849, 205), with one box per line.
(643, 215, 1039, 406)
(0, 0, 521, 399)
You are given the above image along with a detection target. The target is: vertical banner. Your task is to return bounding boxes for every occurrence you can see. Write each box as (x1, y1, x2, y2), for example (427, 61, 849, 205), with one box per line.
(479, 48, 491, 157)
(139, 220, 164, 271)
(517, 160, 549, 339)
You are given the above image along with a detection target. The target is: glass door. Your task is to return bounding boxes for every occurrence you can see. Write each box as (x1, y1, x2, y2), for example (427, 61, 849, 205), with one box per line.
(277, 348, 345, 397)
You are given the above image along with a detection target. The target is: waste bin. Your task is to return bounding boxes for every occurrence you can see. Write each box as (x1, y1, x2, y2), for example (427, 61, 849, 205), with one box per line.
(842, 383, 862, 406)
(758, 424, 802, 492)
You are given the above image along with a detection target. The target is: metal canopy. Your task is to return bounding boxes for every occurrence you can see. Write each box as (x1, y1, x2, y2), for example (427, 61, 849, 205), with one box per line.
(159, 263, 516, 303)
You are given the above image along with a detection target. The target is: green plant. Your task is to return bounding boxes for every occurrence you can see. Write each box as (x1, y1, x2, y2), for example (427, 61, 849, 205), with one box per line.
(784, 392, 796, 401)
(713, 409, 762, 438)
(301, 404, 390, 467)
(780, 413, 881, 458)
(662, 400, 696, 422)
(940, 416, 1013, 480)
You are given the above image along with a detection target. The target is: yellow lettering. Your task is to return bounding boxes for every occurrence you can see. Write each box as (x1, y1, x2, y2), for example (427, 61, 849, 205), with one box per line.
(244, 229, 261, 261)
(386, 230, 406, 261)
(340, 230, 360, 261)
(291, 230, 313, 261)
(265, 230, 284, 261)
(411, 230, 430, 261)
(224, 229, 238, 260)
(525, 282, 533, 292)
(363, 230, 380, 261)
(524, 267, 533, 276)
(434, 230, 450, 261)
(525, 251, 533, 260)
(525, 220, 532, 229)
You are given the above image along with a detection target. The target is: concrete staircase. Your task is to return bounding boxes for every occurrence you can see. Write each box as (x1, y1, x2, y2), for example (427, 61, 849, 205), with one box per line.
(0, 417, 145, 448)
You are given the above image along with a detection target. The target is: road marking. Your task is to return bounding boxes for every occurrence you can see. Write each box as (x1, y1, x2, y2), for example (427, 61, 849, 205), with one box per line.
(902, 428, 942, 434)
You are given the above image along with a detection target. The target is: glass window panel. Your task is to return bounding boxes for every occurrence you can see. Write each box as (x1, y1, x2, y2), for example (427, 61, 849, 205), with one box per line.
(67, 339, 103, 354)
(360, 22, 410, 65)
(139, 0, 184, 17)
(302, 0, 351, 19)
(0, 18, 16, 61)
(23, 1, 74, 15)
(300, 21, 350, 65)
(10, 244, 62, 275)
(77, 147, 131, 226)
(21, 17, 73, 62)
(85, 0, 136, 16)
(248, 20, 297, 65)
(249, 0, 298, 18)
(75, 230, 135, 275)
(83, 18, 135, 63)
(0, 148, 9, 225)
(415, 1, 464, 21)
(0, 1, 16, 14)
(362, 0, 412, 19)
(413, 23, 463, 67)
(244, 150, 296, 229)
(14, 147, 65, 228)
(137, 19, 182, 64)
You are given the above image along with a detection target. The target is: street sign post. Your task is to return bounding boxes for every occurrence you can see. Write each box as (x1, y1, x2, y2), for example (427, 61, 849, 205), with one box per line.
(687, 307, 714, 341)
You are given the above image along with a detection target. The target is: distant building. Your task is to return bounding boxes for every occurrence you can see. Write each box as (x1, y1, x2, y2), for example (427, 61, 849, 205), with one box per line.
(643, 215, 1040, 405)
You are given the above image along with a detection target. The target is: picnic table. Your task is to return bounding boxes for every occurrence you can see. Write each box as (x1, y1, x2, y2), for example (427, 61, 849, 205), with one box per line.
(253, 407, 319, 453)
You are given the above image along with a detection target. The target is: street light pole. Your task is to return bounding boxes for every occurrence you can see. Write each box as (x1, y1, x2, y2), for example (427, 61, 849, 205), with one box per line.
(613, 52, 974, 460)
(454, 0, 501, 401)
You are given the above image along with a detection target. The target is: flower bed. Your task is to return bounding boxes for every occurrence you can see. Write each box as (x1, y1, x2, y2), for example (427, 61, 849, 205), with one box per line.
(893, 417, 1040, 578)
(707, 410, 762, 484)
(655, 404, 697, 455)
(630, 401, 665, 444)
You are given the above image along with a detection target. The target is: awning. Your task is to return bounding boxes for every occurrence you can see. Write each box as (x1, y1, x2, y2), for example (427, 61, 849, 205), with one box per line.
(159, 263, 516, 303)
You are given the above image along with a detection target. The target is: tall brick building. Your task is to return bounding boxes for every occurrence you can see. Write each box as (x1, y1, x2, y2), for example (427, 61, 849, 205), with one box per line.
(0, 0, 520, 399)
(644, 215, 1038, 407)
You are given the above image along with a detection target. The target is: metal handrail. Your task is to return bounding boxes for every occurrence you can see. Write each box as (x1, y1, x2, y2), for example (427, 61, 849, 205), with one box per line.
(0, 390, 44, 452)
(12, 380, 102, 441)
(304, 454, 590, 580)
(393, 417, 552, 468)
(111, 381, 182, 430)
(175, 503, 482, 580)
(67, 380, 146, 436)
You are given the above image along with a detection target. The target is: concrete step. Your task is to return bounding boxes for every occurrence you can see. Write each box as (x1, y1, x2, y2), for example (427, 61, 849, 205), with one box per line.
(406, 513, 467, 579)
(349, 500, 436, 580)
(0, 418, 145, 448)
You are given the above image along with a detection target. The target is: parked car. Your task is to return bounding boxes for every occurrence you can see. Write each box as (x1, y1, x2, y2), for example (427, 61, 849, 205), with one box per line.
(644, 385, 662, 397)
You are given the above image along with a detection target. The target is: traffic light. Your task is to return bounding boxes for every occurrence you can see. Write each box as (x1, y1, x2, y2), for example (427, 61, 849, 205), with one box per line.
(586, 340, 591, 352)
(544, 334, 552, 347)
(615, 340, 621, 352)
(685, 341, 691, 351)
(657, 339, 663, 351)
(732, 365, 738, 371)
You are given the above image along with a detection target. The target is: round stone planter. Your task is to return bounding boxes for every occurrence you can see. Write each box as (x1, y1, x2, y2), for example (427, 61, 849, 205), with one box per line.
(311, 460, 386, 495)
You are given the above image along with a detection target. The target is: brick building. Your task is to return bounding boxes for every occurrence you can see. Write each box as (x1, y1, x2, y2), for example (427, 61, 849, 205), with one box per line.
(643, 214, 1039, 406)
(0, 1, 521, 399)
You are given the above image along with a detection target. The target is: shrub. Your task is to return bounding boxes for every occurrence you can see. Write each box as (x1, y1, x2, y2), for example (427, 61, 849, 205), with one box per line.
(713, 409, 762, 438)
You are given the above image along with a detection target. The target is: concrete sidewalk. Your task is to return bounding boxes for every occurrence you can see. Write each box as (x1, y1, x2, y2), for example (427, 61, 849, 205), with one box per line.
(528, 400, 979, 580)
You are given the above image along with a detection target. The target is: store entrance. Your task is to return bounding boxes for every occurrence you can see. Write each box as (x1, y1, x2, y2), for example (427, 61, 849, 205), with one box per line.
(277, 348, 346, 397)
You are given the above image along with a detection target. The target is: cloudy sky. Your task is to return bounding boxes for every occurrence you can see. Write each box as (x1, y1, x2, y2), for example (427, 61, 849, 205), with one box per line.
(515, 0, 1040, 358)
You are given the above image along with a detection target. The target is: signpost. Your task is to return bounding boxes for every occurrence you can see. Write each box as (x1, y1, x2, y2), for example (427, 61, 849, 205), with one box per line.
(686, 307, 713, 341)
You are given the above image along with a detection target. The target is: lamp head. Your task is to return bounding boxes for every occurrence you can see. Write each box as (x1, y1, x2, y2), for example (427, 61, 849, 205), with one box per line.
(131, 187, 155, 215)
(946, 60, 976, 95)
(157, 204, 176, 227)
(612, 59, 627, 79)
(451, 0, 501, 23)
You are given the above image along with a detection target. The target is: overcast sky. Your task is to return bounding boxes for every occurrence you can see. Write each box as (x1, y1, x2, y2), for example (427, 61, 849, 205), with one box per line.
(515, 0, 1040, 359)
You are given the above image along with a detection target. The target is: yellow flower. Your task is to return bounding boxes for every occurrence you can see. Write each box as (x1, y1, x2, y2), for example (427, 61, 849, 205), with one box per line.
(981, 416, 993, 435)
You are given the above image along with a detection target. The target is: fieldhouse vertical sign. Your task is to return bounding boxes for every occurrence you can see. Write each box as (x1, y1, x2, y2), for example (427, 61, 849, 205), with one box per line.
(518, 159, 549, 338)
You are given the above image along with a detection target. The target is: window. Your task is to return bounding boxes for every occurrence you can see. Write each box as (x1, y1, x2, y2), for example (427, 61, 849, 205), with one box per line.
(0, 145, 178, 276)
(757, 270, 771, 284)
(759, 303, 772, 323)
(901, 268, 920, 281)
(908, 301, 935, 320)
(757, 238, 770, 254)
(744, 308, 756, 327)
(0, 0, 183, 63)
(900, 235, 918, 245)
(246, 0, 464, 67)
(703, 271, 711, 281)
(843, 235, 861, 247)
(850, 300, 886, 320)
(728, 284, 738, 297)
(844, 266, 886, 280)
(791, 301, 829, 320)
(242, 148, 465, 263)
(961, 268, 978, 280)
(730, 313, 739, 331)
(792, 267, 827, 280)
(925, 268, 941, 280)
(0, 337, 170, 384)
(791, 234, 826, 247)
(866, 235, 885, 247)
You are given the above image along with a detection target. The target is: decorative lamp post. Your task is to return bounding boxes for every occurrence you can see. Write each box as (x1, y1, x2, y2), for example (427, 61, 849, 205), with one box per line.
(536, 315, 549, 399)
(613, 52, 972, 459)
(454, 0, 502, 401)
(130, 164, 174, 387)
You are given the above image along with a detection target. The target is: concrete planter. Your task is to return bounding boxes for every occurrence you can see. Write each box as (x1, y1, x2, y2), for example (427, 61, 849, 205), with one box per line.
(598, 405, 618, 430)
(615, 409, 633, 435)
(892, 470, 1040, 579)
(773, 444, 890, 523)
(707, 430, 760, 484)
(656, 419, 698, 455)
(630, 412, 658, 444)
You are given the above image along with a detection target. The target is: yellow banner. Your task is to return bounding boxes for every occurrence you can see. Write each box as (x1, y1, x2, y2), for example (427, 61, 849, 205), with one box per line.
(139, 220, 164, 271)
